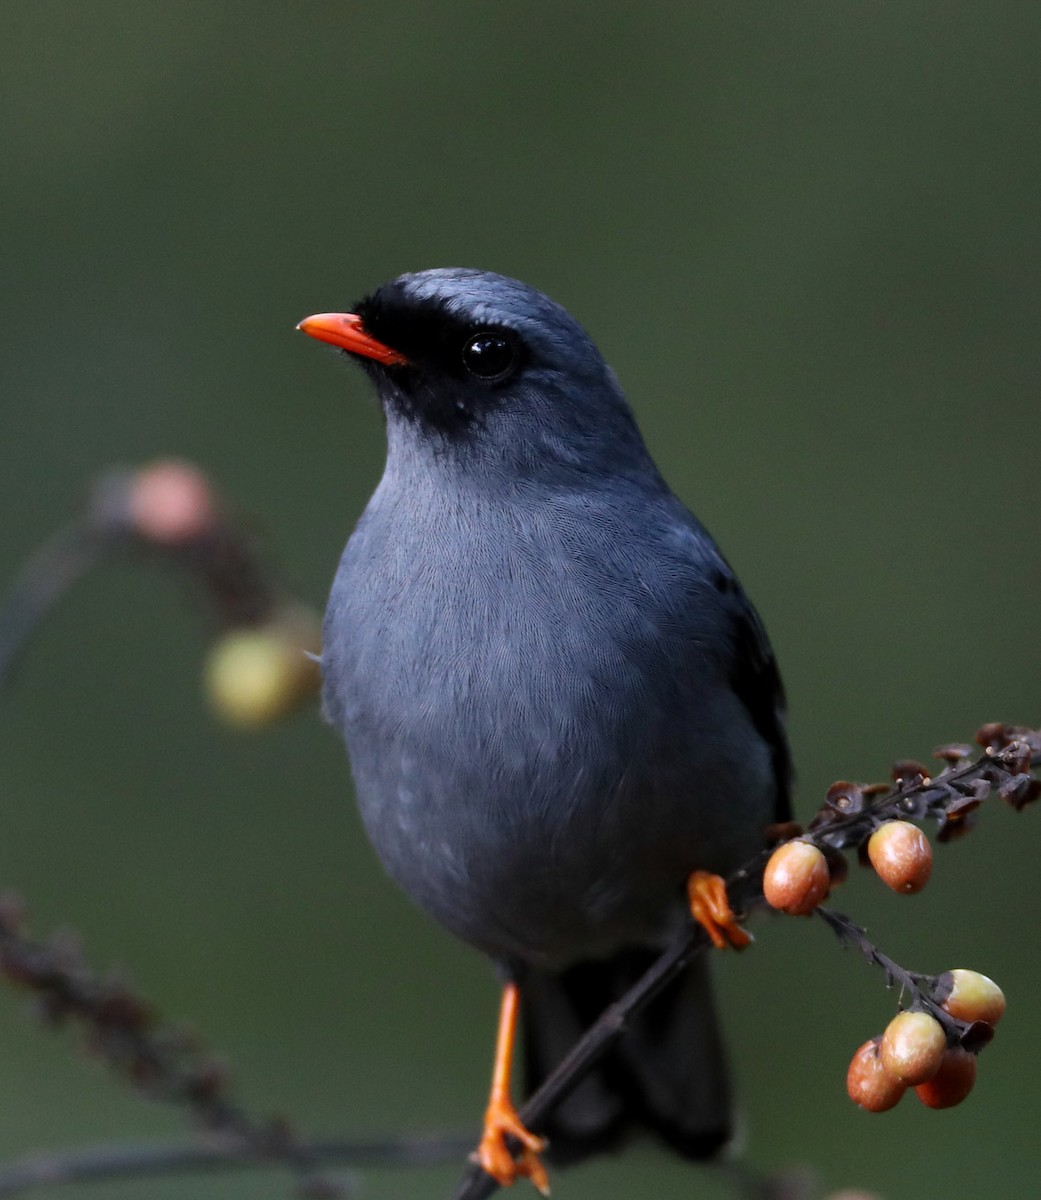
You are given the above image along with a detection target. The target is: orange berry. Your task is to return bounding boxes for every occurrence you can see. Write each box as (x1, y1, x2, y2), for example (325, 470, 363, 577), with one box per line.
(763, 841, 830, 915)
(129, 460, 217, 544)
(879, 1011, 946, 1084)
(939, 969, 1006, 1026)
(914, 1046, 977, 1109)
(846, 1038, 906, 1112)
(867, 821, 932, 893)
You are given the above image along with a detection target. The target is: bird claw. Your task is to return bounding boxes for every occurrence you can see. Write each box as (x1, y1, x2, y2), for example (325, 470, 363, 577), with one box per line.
(473, 1099, 550, 1194)
(687, 869, 752, 949)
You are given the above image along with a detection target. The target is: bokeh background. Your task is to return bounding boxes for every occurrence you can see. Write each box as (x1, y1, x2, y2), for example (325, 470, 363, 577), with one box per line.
(2, 4, 1039, 1198)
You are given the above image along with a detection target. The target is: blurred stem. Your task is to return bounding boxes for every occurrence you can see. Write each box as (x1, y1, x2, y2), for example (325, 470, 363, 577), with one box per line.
(0, 1133, 473, 1197)
(0, 521, 110, 692)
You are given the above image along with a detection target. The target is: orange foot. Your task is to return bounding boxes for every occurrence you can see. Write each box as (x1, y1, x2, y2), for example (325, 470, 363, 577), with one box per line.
(687, 869, 752, 949)
(474, 1096, 549, 1194)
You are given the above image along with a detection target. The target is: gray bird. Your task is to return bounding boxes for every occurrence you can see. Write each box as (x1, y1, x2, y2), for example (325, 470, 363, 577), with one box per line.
(298, 269, 790, 1191)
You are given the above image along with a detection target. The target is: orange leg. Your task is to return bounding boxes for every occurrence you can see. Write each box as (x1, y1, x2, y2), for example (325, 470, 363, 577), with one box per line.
(687, 869, 752, 949)
(473, 981, 550, 1194)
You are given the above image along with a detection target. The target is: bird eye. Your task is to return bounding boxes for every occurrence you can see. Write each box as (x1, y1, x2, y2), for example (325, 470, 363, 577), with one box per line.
(461, 331, 517, 381)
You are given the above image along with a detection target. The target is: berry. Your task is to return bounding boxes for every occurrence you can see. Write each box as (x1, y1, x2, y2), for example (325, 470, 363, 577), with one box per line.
(205, 610, 321, 729)
(914, 1046, 977, 1109)
(129, 460, 217, 545)
(846, 1038, 906, 1112)
(867, 821, 933, 893)
(763, 841, 830, 915)
(939, 969, 1006, 1026)
(879, 1011, 946, 1084)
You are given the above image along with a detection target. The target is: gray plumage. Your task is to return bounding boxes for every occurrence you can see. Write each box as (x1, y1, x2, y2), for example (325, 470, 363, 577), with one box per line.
(317, 268, 790, 1159)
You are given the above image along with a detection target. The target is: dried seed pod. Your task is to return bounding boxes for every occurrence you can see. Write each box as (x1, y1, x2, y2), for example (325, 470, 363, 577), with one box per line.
(975, 722, 1015, 753)
(913, 1046, 977, 1109)
(938, 969, 1006, 1026)
(763, 841, 831, 915)
(879, 1011, 946, 1085)
(867, 821, 933, 893)
(846, 1038, 906, 1112)
(891, 759, 930, 787)
(825, 781, 866, 815)
(933, 743, 973, 764)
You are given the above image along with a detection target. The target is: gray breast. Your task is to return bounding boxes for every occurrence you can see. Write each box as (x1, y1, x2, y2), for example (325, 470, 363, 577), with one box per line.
(322, 482, 776, 968)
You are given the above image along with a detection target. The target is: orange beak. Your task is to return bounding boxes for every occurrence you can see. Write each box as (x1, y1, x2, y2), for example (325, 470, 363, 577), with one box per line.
(296, 312, 410, 366)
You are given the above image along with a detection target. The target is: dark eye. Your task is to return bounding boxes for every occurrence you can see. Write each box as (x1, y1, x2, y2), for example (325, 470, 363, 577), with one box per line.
(461, 331, 517, 381)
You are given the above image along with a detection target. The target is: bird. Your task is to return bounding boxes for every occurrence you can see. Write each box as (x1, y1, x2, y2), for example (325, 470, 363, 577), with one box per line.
(297, 269, 791, 1192)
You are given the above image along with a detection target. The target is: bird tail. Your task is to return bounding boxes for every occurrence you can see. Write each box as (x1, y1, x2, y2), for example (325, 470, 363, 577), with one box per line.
(521, 949, 732, 1163)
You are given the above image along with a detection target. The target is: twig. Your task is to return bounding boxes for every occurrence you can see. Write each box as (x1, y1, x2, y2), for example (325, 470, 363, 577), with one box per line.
(0, 522, 111, 689)
(0, 896, 335, 1196)
(0, 1133, 473, 1198)
(452, 924, 709, 1199)
(815, 908, 993, 1052)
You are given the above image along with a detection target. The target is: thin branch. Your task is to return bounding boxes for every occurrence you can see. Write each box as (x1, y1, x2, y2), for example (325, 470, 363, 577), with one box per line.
(0, 522, 111, 689)
(453, 925, 710, 1199)
(0, 1133, 473, 1198)
(0, 896, 333, 1195)
(815, 908, 993, 1052)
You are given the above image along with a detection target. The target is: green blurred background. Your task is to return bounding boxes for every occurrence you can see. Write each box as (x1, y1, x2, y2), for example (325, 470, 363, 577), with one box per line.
(1, 4, 1039, 1198)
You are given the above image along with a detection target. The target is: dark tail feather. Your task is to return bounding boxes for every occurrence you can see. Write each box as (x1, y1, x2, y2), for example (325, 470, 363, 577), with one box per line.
(521, 949, 732, 1164)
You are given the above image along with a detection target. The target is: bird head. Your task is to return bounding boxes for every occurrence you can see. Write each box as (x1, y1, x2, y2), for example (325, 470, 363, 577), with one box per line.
(298, 269, 656, 483)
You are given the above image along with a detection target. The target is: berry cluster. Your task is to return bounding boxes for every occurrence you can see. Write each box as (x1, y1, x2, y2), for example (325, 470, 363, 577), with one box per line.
(753, 724, 1037, 1117)
(846, 969, 1004, 1111)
